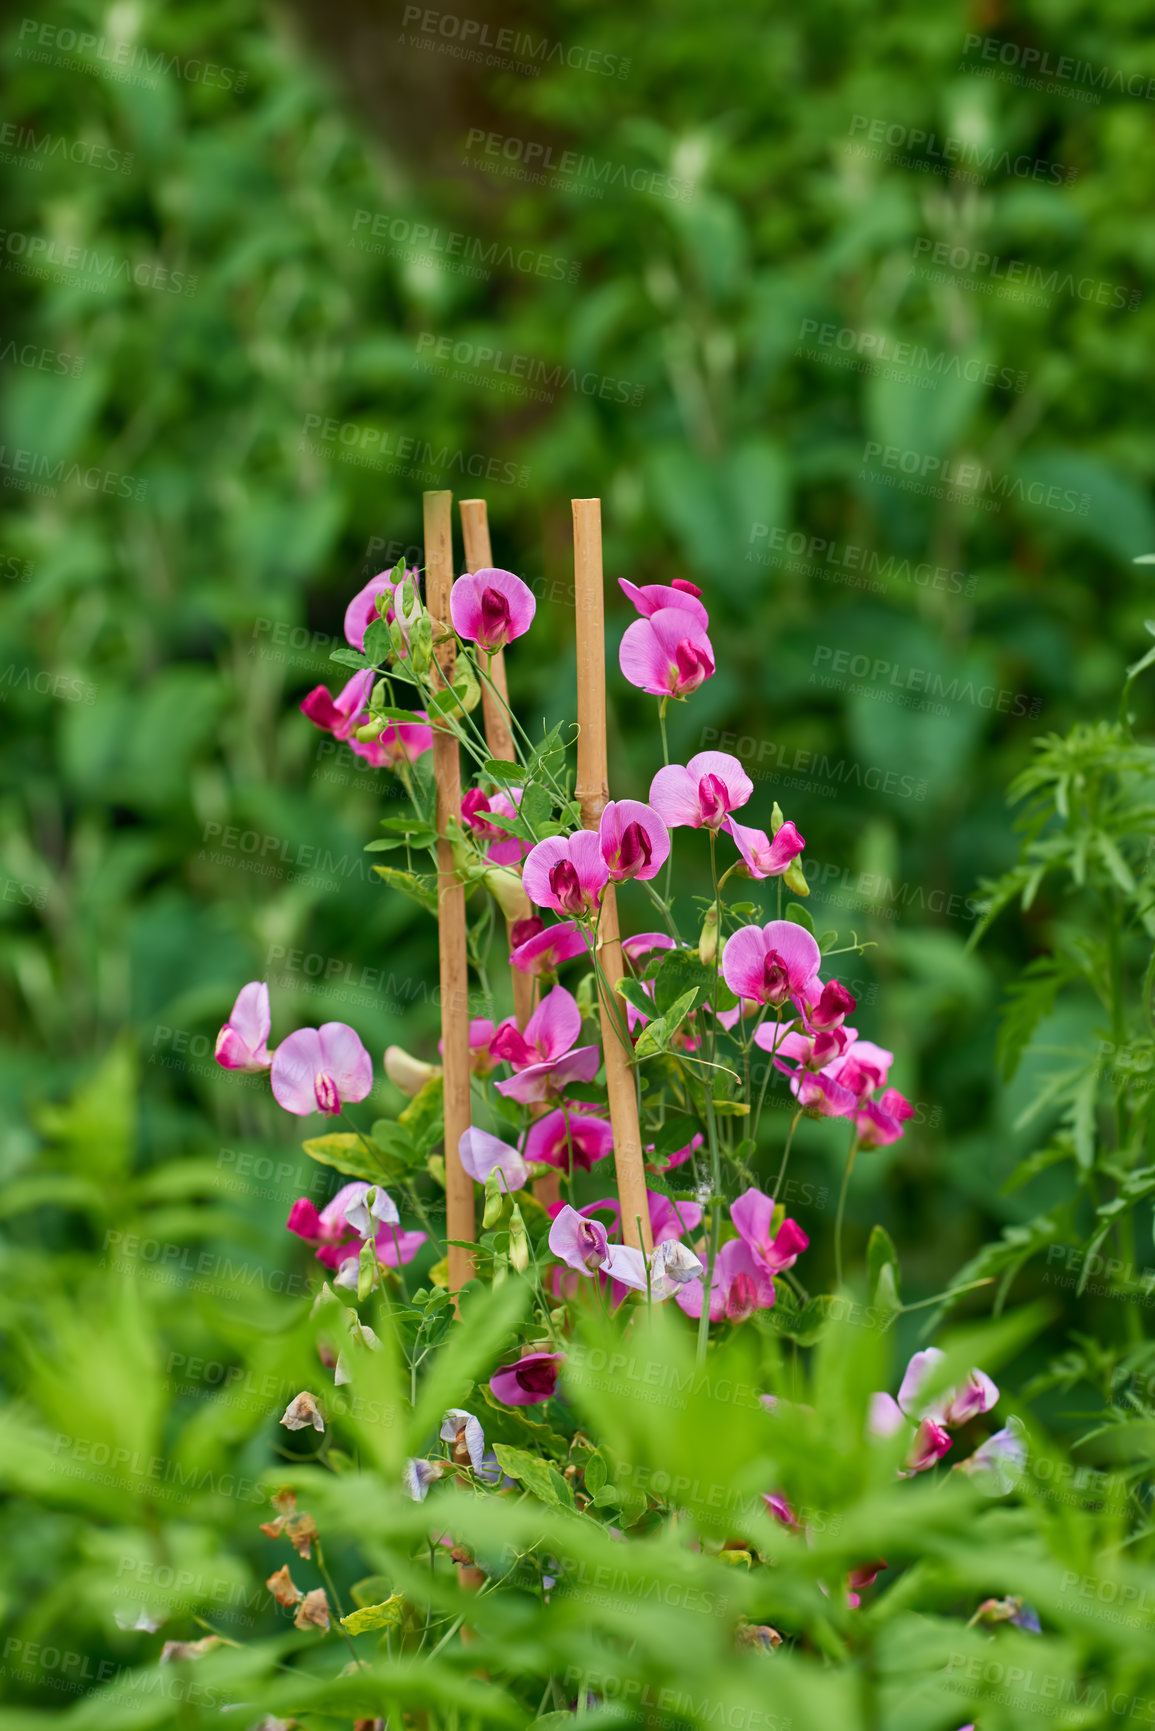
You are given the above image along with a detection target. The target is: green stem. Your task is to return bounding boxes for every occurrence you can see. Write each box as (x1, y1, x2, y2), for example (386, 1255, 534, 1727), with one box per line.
(834, 1132, 860, 1289)
(696, 1094, 722, 1365)
(772, 1108, 804, 1203)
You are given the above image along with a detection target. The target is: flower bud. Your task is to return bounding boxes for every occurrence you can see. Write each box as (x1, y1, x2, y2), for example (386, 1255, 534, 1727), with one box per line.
(384, 1045, 441, 1098)
(782, 856, 809, 897)
(508, 1203, 531, 1273)
(483, 1168, 506, 1229)
(357, 1236, 377, 1302)
(483, 866, 531, 924)
(698, 904, 719, 967)
(770, 802, 785, 836)
(353, 717, 387, 743)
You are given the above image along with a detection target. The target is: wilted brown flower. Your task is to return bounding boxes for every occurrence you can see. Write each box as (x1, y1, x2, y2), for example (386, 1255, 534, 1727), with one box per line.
(293, 1587, 331, 1632)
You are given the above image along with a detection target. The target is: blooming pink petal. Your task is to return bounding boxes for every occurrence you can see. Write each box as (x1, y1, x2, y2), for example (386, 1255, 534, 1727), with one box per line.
(525, 1110, 613, 1171)
(724, 816, 805, 878)
(522, 832, 609, 918)
(299, 672, 373, 741)
(598, 799, 670, 883)
(286, 1198, 324, 1242)
(510, 922, 588, 975)
(270, 1024, 373, 1117)
(731, 1189, 810, 1275)
(489, 1351, 563, 1406)
(524, 985, 583, 1062)
(345, 570, 414, 653)
(619, 607, 715, 698)
(647, 1189, 703, 1244)
(622, 931, 676, 967)
(721, 920, 822, 1006)
(618, 579, 709, 629)
(458, 1129, 530, 1190)
(649, 751, 752, 831)
(677, 1238, 776, 1321)
(805, 980, 857, 1030)
(450, 568, 535, 652)
(495, 1044, 601, 1103)
(215, 981, 273, 1073)
(549, 1203, 611, 1273)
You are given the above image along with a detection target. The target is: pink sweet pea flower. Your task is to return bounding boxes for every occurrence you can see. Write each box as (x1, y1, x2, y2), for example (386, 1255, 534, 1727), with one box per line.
(450, 567, 535, 652)
(619, 577, 708, 630)
(344, 568, 421, 653)
(215, 982, 273, 1073)
(846, 1561, 888, 1608)
(722, 920, 822, 1008)
(549, 1203, 612, 1272)
(510, 920, 588, 975)
(619, 606, 715, 698)
(956, 1419, 1026, 1494)
(522, 830, 608, 918)
(300, 670, 374, 742)
(869, 1391, 953, 1474)
(489, 1351, 564, 1406)
(827, 1039, 894, 1100)
(288, 1181, 400, 1268)
(730, 1188, 810, 1277)
(548, 1203, 696, 1301)
(461, 786, 526, 866)
(677, 1237, 777, 1322)
(724, 816, 805, 879)
(525, 1109, 613, 1171)
(270, 1024, 373, 1116)
(649, 751, 753, 831)
(897, 1349, 999, 1428)
(332, 1227, 426, 1285)
(598, 799, 670, 883)
(458, 1128, 530, 1191)
(491, 985, 601, 1103)
(467, 1018, 508, 1077)
(856, 1087, 914, 1148)
(804, 980, 857, 1031)
(660, 1132, 704, 1169)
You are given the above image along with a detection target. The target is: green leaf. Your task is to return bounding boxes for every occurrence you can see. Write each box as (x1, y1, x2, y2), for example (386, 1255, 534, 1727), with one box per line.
(370, 1120, 424, 1168)
(653, 949, 714, 1017)
(584, 1451, 608, 1495)
(408, 1279, 530, 1453)
(492, 1442, 574, 1509)
(614, 977, 655, 1018)
(302, 1133, 405, 1184)
(330, 647, 371, 670)
(662, 987, 700, 1035)
(372, 866, 439, 914)
(650, 1115, 700, 1159)
(483, 758, 524, 778)
(398, 1074, 445, 1156)
(362, 618, 394, 664)
(867, 1224, 901, 1305)
(340, 1595, 405, 1635)
(350, 1574, 393, 1608)
(995, 954, 1077, 1083)
(710, 1100, 750, 1117)
(785, 902, 814, 933)
(632, 1016, 670, 1059)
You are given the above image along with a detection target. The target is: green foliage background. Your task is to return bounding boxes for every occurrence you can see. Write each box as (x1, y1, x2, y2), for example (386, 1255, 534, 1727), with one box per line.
(2, 0, 1155, 1722)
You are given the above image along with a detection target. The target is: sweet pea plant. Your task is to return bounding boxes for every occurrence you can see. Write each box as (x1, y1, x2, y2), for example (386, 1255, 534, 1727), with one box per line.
(203, 520, 1036, 1723)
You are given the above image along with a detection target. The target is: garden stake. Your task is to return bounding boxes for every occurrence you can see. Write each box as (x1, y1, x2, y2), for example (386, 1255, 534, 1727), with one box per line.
(572, 497, 652, 1255)
(458, 500, 558, 1209)
(423, 489, 475, 1299)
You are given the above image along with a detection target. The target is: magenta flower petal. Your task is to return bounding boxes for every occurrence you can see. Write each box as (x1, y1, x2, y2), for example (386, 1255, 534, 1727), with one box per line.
(372, 1227, 427, 1268)
(677, 1238, 776, 1322)
(525, 1110, 613, 1171)
(618, 578, 709, 630)
(650, 751, 752, 831)
(648, 1189, 703, 1243)
(458, 1128, 530, 1191)
(908, 1419, 953, 1473)
(805, 980, 857, 1030)
(286, 1198, 324, 1242)
(300, 671, 373, 741)
(215, 981, 273, 1072)
(524, 985, 582, 1062)
(619, 607, 715, 698)
(598, 799, 670, 882)
(495, 1044, 601, 1103)
(345, 570, 413, 653)
(489, 1351, 564, 1406)
(522, 832, 608, 918)
(731, 1189, 810, 1275)
(450, 567, 536, 652)
(270, 1023, 373, 1117)
(621, 931, 676, 966)
(721, 920, 822, 1006)
(725, 816, 806, 879)
(510, 922, 588, 975)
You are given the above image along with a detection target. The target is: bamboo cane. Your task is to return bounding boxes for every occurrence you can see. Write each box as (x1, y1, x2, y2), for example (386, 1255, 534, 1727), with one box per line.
(458, 500, 535, 1034)
(459, 499, 557, 1210)
(572, 498, 652, 1255)
(423, 490, 475, 1297)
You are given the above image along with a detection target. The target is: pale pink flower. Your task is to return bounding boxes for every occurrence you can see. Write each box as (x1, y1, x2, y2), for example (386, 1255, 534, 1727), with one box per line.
(522, 831, 608, 918)
(721, 920, 822, 1007)
(491, 985, 600, 1103)
(215, 982, 273, 1073)
(897, 1349, 999, 1428)
(649, 750, 752, 831)
(458, 1127, 530, 1191)
(510, 920, 588, 975)
(676, 1237, 777, 1322)
(270, 1024, 373, 1116)
(619, 606, 715, 698)
(450, 567, 535, 652)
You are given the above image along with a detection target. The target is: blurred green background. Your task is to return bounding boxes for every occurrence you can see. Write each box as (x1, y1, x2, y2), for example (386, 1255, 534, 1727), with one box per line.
(1, 0, 1154, 1702)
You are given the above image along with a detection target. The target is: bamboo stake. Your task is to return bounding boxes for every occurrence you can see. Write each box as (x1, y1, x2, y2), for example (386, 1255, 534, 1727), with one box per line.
(572, 498, 652, 1255)
(423, 490, 475, 1298)
(459, 500, 535, 1034)
(459, 500, 557, 1210)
